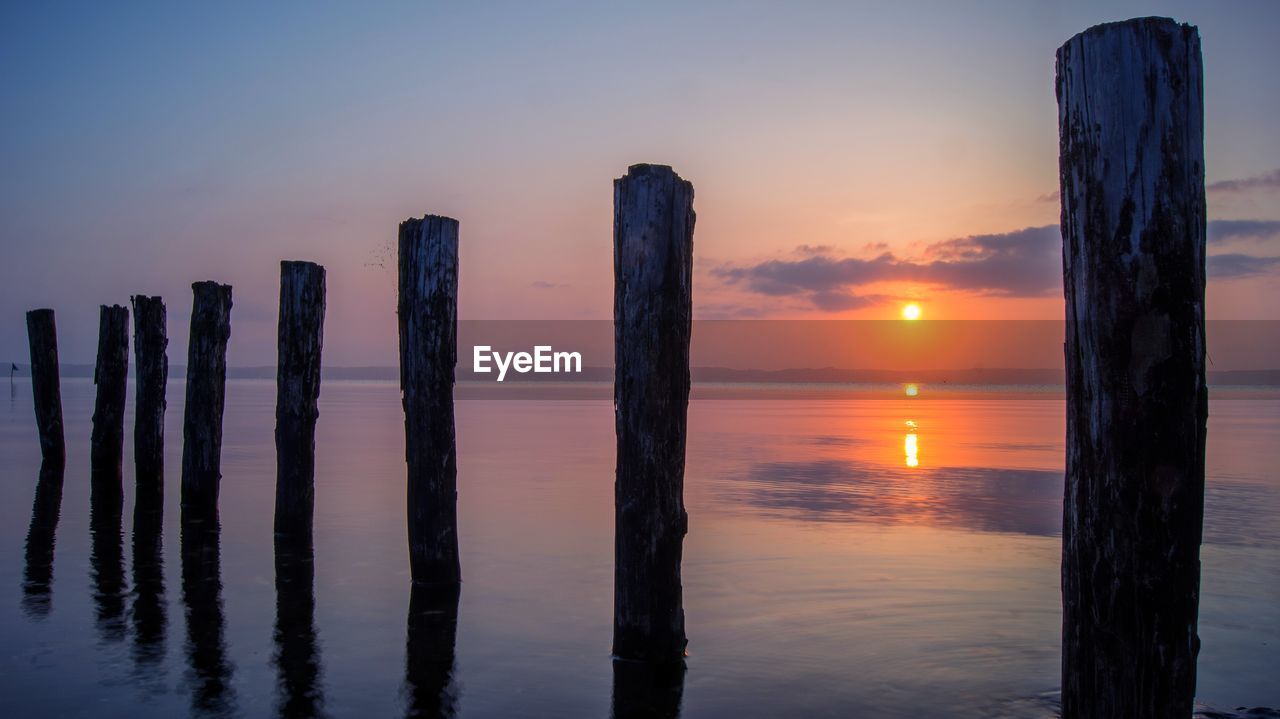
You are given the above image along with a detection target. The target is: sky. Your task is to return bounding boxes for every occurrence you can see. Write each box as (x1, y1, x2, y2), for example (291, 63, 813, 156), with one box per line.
(2, 1, 1279, 366)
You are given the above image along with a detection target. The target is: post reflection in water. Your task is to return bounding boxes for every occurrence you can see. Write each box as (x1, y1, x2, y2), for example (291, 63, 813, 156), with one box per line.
(181, 513, 237, 717)
(131, 484, 167, 681)
(402, 583, 461, 719)
(273, 533, 326, 718)
(89, 469, 127, 642)
(22, 461, 65, 619)
(611, 658, 686, 719)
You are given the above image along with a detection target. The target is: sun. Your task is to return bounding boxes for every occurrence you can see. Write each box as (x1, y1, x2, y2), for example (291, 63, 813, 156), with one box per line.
(901, 303, 922, 321)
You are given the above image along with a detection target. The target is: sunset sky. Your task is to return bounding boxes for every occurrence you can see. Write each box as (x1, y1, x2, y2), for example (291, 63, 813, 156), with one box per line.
(3, 1, 1279, 366)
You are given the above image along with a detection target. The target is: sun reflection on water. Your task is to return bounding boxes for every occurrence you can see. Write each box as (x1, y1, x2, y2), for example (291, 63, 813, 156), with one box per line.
(904, 420, 919, 468)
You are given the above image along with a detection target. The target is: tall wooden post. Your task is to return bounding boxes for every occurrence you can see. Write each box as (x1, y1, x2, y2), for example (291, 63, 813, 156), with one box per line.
(89, 307, 128, 642)
(181, 281, 233, 519)
(131, 296, 168, 492)
(25, 309, 65, 465)
(275, 261, 326, 538)
(130, 295, 168, 673)
(1057, 18, 1206, 718)
(90, 294, 128, 644)
(91, 305, 129, 642)
(398, 216, 461, 586)
(612, 164, 694, 662)
(91, 304, 129, 480)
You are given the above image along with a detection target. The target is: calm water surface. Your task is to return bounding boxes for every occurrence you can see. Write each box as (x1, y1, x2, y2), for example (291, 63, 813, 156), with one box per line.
(1, 379, 1277, 717)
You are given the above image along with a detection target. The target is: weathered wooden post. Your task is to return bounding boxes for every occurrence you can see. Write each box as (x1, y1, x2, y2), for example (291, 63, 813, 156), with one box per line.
(90, 306, 128, 648)
(131, 295, 168, 492)
(398, 216, 461, 586)
(131, 295, 168, 673)
(25, 309, 65, 465)
(90, 308, 129, 644)
(275, 261, 326, 538)
(91, 305, 129, 480)
(181, 281, 233, 519)
(90, 308, 129, 643)
(1057, 18, 1206, 718)
(271, 240, 327, 717)
(612, 164, 694, 662)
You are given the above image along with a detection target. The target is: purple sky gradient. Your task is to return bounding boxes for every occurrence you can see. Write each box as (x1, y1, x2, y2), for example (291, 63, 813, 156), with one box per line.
(2, 1, 1278, 366)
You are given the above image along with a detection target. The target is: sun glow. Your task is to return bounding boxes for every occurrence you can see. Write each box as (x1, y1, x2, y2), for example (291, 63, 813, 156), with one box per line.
(902, 303, 922, 321)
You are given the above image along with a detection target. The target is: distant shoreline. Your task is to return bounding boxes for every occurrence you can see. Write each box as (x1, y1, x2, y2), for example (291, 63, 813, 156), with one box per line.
(22, 364, 1280, 387)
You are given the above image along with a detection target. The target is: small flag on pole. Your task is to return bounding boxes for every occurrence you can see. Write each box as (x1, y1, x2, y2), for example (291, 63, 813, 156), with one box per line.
(9, 363, 17, 372)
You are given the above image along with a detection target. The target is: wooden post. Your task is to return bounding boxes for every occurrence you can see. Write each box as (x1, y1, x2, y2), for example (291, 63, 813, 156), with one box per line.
(25, 309, 65, 465)
(131, 295, 168, 673)
(272, 257, 327, 718)
(275, 260, 326, 538)
(91, 304, 129, 480)
(398, 216, 460, 586)
(89, 305, 129, 640)
(181, 281, 233, 518)
(131, 295, 168, 492)
(612, 164, 695, 662)
(22, 461, 65, 619)
(1057, 18, 1206, 718)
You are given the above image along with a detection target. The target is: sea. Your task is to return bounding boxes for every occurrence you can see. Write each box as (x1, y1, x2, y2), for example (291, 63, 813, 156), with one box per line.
(1, 378, 1276, 717)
